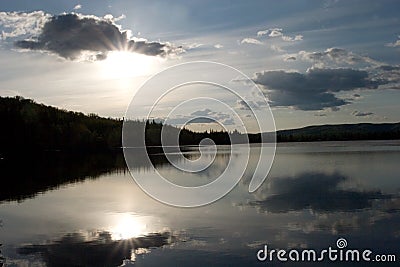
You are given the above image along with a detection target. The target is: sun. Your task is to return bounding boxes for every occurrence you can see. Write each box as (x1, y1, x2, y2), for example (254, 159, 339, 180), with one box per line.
(100, 51, 163, 80)
(110, 213, 148, 240)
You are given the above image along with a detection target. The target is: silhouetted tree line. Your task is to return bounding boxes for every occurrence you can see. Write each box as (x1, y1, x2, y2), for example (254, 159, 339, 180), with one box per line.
(0, 97, 241, 154)
(1, 96, 399, 156)
(0, 96, 122, 153)
(143, 120, 236, 146)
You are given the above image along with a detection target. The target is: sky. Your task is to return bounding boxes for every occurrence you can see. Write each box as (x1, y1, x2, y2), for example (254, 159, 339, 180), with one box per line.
(0, 0, 399, 130)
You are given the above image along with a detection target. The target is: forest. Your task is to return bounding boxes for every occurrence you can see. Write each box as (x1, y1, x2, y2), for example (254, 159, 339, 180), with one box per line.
(0, 96, 236, 154)
(1, 96, 399, 155)
(0, 96, 122, 153)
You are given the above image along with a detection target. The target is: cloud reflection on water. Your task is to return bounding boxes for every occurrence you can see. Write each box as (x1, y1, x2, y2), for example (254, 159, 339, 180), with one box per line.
(248, 172, 392, 213)
(17, 231, 173, 267)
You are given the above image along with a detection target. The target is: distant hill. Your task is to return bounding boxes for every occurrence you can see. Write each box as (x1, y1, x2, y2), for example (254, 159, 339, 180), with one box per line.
(274, 123, 400, 142)
(1, 96, 399, 154)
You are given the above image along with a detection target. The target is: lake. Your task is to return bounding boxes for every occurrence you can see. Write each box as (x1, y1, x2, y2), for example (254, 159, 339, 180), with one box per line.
(1, 141, 399, 266)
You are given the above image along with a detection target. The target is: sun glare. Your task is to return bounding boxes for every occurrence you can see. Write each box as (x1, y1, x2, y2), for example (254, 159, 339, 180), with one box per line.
(110, 213, 148, 240)
(101, 51, 162, 80)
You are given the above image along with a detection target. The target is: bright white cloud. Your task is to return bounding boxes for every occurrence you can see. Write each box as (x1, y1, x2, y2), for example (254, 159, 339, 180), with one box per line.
(256, 30, 269, 37)
(103, 14, 126, 22)
(282, 34, 303, 42)
(386, 36, 400, 47)
(73, 4, 82, 10)
(241, 38, 263, 45)
(0, 11, 51, 40)
(255, 28, 302, 42)
(184, 42, 203, 50)
(268, 28, 283, 37)
(298, 48, 381, 67)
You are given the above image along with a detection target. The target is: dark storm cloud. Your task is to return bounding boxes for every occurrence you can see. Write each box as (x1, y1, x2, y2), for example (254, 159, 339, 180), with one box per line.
(253, 68, 380, 110)
(248, 172, 390, 213)
(13, 13, 181, 60)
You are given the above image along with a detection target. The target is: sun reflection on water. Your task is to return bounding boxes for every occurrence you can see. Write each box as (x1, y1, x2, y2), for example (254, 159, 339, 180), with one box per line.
(110, 213, 148, 240)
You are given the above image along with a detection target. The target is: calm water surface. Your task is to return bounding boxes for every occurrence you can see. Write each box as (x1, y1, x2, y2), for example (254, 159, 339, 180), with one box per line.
(0, 141, 399, 266)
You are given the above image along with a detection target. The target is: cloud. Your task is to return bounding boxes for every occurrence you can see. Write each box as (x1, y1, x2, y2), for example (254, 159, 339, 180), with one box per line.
(284, 56, 297, 61)
(256, 28, 303, 42)
(248, 172, 389, 213)
(352, 110, 374, 117)
(2, 12, 182, 61)
(329, 106, 340, 112)
(190, 109, 234, 125)
(253, 68, 379, 110)
(296, 48, 400, 89)
(162, 109, 235, 126)
(256, 30, 269, 37)
(0, 11, 51, 39)
(214, 44, 223, 49)
(268, 28, 283, 37)
(184, 42, 203, 50)
(236, 100, 251, 110)
(387, 40, 400, 47)
(270, 44, 284, 52)
(386, 36, 400, 47)
(298, 47, 380, 67)
(370, 65, 400, 88)
(187, 117, 216, 124)
(236, 99, 266, 110)
(73, 4, 82, 10)
(377, 65, 400, 71)
(282, 35, 303, 42)
(18, 231, 173, 267)
(103, 14, 126, 22)
(241, 28, 302, 51)
(241, 38, 263, 45)
(191, 108, 215, 116)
